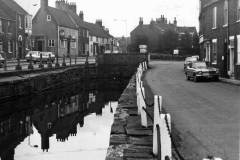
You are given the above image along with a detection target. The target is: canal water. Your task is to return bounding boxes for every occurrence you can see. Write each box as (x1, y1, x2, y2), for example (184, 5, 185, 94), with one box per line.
(0, 78, 129, 160)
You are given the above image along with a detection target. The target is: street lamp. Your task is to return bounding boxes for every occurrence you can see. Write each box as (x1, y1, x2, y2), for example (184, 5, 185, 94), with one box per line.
(113, 19, 128, 53)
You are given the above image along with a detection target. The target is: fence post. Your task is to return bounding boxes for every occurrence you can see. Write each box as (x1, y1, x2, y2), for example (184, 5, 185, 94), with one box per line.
(62, 55, 66, 67)
(28, 53, 34, 70)
(3, 58, 7, 71)
(136, 72, 140, 114)
(140, 82, 147, 127)
(75, 55, 77, 65)
(48, 54, 52, 68)
(55, 55, 60, 68)
(69, 56, 72, 66)
(160, 114, 172, 160)
(15, 58, 22, 70)
(39, 53, 44, 69)
(153, 95, 162, 156)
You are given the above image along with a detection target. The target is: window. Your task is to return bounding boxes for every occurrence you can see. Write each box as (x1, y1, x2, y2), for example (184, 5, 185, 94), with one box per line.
(90, 36, 93, 41)
(0, 20, 2, 32)
(48, 40, 55, 47)
(25, 16, 28, 28)
(71, 41, 76, 48)
(18, 16, 22, 29)
(60, 40, 65, 48)
(0, 41, 3, 52)
(47, 15, 51, 21)
(237, 35, 240, 64)
(212, 39, 217, 64)
(212, 7, 217, 29)
(237, 0, 240, 21)
(223, 0, 228, 26)
(205, 42, 211, 62)
(8, 41, 12, 53)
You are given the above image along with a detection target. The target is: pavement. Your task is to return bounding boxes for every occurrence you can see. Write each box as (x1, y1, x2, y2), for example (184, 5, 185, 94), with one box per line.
(144, 61, 240, 160)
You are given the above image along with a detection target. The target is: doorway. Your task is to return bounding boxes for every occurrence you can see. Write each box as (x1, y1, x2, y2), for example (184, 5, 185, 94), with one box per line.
(228, 48, 234, 77)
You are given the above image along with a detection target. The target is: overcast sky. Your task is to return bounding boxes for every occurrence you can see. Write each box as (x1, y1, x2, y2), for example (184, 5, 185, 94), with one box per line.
(15, 0, 199, 37)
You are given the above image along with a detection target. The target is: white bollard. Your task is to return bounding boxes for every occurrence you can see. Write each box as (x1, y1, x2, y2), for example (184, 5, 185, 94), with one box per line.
(140, 86, 147, 127)
(160, 114, 172, 160)
(136, 74, 141, 115)
(153, 95, 162, 155)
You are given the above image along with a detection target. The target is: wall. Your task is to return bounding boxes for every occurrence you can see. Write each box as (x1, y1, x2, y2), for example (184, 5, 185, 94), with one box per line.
(58, 26, 78, 57)
(199, 0, 240, 79)
(32, 9, 58, 53)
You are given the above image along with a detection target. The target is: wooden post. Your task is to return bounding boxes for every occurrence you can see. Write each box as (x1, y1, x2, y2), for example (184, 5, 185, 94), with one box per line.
(140, 82, 147, 127)
(159, 114, 172, 160)
(153, 95, 162, 155)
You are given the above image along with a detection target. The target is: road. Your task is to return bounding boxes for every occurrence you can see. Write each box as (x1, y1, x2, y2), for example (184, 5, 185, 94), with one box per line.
(144, 61, 240, 160)
(0, 57, 96, 72)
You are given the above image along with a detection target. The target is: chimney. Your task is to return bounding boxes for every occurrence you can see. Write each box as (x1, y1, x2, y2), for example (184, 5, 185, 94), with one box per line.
(174, 17, 177, 26)
(105, 28, 109, 34)
(79, 11, 84, 21)
(69, 2, 77, 13)
(139, 17, 143, 25)
(96, 19, 102, 27)
(41, 0, 48, 9)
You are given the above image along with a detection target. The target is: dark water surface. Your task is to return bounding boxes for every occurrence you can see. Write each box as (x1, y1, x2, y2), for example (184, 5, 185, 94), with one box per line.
(0, 79, 128, 160)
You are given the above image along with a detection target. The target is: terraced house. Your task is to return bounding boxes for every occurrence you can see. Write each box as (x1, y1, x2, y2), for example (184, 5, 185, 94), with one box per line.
(199, 0, 240, 80)
(0, 0, 32, 59)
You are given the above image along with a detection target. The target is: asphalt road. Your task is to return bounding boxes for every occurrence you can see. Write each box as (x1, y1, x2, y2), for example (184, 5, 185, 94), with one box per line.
(144, 61, 240, 160)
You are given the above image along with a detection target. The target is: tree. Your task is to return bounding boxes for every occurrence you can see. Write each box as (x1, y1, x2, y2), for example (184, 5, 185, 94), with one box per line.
(129, 35, 148, 52)
(162, 29, 178, 52)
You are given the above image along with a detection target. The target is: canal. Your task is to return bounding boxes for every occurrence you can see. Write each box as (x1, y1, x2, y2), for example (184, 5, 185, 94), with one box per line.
(0, 78, 129, 160)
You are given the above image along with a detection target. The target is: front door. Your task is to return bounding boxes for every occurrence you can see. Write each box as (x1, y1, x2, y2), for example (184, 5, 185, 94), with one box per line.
(37, 40, 43, 51)
(67, 40, 70, 57)
(228, 48, 234, 77)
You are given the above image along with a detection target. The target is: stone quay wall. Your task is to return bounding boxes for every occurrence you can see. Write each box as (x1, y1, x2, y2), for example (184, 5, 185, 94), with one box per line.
(0, 65, 95, 101)
(106, 75, 155, 160)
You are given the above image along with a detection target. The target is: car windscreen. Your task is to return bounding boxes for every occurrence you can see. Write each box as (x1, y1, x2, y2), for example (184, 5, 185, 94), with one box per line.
(194, 62, 207, 68)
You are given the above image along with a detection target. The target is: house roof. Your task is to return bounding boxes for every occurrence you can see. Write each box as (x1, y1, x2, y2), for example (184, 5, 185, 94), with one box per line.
(177, 26, 197, 34)
(47, 6, 77, 29)
(1, 0, 28, 15)
(66, 11, 88, 29)
(131, 24, 163, 37)
(84, 22, 112, 38)
(0, 5, 13, 20)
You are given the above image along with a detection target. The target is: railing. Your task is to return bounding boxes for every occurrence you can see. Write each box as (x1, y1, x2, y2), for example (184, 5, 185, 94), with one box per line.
(0, 54, 96, 73)
(135, 62, 223, 160)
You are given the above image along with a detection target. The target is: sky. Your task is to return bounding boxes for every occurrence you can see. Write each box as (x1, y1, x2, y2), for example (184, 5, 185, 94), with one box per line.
(15, 0, 199, 37)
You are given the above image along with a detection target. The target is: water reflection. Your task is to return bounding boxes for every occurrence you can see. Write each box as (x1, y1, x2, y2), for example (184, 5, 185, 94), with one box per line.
(0, 79, 127, 160)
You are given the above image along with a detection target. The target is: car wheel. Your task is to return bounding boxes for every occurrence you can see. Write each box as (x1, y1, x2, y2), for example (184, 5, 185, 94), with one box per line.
(186, 74, 190, 80)
(194, 76, 198, 82)
(213, 76, 219, 81)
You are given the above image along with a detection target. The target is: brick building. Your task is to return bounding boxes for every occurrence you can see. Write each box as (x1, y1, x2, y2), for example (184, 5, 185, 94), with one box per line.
(199, 0, 240, 80)
(0, 0, 32, 59)
(130, 16, 197, 53)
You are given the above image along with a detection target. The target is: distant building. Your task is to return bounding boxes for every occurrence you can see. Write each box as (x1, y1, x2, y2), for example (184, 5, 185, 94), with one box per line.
(130, 16, 197, 53)
(85, 20, 115, 56)
(199, 0, 240, 80)
(0, 0, 32, 59)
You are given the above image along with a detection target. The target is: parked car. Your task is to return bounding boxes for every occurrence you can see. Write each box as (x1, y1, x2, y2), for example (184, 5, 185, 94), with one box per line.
(184, 56, 199, 72)
(0, 53, 5, 67)
(25, 51, 55, 63)
(185, 61, 219, 82)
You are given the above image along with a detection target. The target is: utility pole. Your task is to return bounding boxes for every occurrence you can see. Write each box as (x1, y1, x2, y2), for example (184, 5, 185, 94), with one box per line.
(226, 0, 230, 77)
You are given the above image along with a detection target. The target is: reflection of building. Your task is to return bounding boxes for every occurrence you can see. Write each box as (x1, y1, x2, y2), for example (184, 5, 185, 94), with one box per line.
(0, 113, 32, 160)
(199, 0, 240, 80)
(0, 0, 32, 59)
